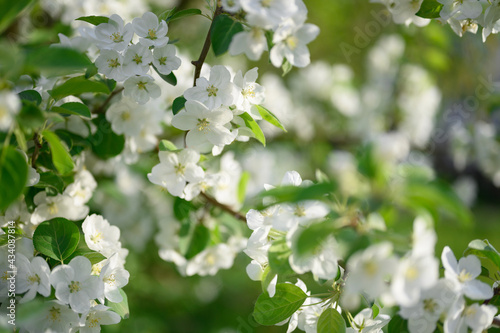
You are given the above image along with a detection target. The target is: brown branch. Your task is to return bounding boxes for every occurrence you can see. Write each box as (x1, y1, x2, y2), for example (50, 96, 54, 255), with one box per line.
(201, 192, 246, 222)
(191, 5, 223, 86)
(493, 317, 500, 328)
(93, 87, 124, 114)
(31, 132, 42, 169)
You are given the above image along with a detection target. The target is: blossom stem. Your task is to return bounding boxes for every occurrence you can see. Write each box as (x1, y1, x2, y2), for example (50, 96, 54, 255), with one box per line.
(191, 5, 223, 86)
(93, 87, 124, 114)
(31, 132, 42, 169)
(200, 192, 246, 222)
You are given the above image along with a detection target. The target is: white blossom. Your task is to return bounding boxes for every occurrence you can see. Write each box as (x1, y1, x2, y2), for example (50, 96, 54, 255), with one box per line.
(0, 90, 21, 131)
(123, 75, 161, 104)
(132, 12, 169, 47)
(184, 65, 236, 109)
(152, 44, 181, 75)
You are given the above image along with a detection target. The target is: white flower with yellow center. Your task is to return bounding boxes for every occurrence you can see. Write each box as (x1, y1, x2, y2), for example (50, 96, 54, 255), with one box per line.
(82, 214, 121, 258)
(123, 44, 153, 76)
(98, 254, 130, 303)
(15, 253, 51, 303)
(444, 296, 497, 333)
(184, 65, 236, 109)
(270, 19, 319, 68)
(106, 96, 145, 136)
(79, 304, 121, 333)
(24, 300, 79, 332)
(123, 75, 161, 104)
(153, 44, 181, 75)
(233, 68, 265, 116)
(229, 27, 268, 61)
(441, 246, 494, 300)
(0, 90, 21, 132)
(132, 12, 169, 47)
(148, 149, 205, 198)
(437, 0, 483, 20)
(30, 191, 89, 225)
(346, 308, 391, 333)
(240, 0, 299, 28)
(171, 100, 234, 153)
(93, 14, 133, 51)
(185, 244, 236, 276)
(95, 49, 127, 81)
(50, 256, 104, 314)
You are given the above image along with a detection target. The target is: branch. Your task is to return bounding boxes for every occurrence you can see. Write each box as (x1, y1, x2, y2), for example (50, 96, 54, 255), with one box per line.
(201, 192, 246, 222)
(93, 87, 124, 114)
(191, 5, 223, 86)
(31, 132, 42, 169)
(493, 317, 500, 328)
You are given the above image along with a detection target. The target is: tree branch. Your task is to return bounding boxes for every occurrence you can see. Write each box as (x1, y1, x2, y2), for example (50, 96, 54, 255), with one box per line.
(493, 317, 500, 328)
(201, 192, 246, 222)
(191, 5, 223, 86)
(93, 87, 124, 114)
(31, 132, 42, 169)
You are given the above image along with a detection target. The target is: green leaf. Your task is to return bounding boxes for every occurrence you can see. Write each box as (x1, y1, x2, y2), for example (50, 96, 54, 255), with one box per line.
(50, 76, 110, 100)
(254, 105, 286, 132)
(268, 238, 293, 274)
(296, 221, 336, 256)
(18, 90, 42, 106)
(25, 47, 92, 74)
(210, 14, 244, 56)
(66, 248, 106, 265)
(237, 171, 250, 203)
(172, 96, 186, 115)
(282, 59, 293, 77)
(76, 15, 110, 25)
(465, 239, 500, 271)
(159, 8, 176, 22)
(0, 146, 28, 210)
(259, 182, 335, 208)
(42, 130, 74, 175)
(52, 102, 91, 118)
(253, 283, 308, 325)
(416, 0, 443, 19)
(0, 0, 33, 33)
(159, 140, 178, 152)
(34, 171, 65, 193)
(239, 112, 266, 146)
(153, 65, 177, 86)
(260, 266, 275, 293)
(89, 115, 125, 159)
(17, 102, 45, 130)
(32, 218, 80, 261)
(185, 224, 211, 259)
(317, 308, 346, 333)
(173, 197, 196, 221)
(387, 314, 409, 333)
(106, 289, 129, 319)
(166, 8, 202, 22)
(13, 127, 27, 152)
(372, 303, 380, 318)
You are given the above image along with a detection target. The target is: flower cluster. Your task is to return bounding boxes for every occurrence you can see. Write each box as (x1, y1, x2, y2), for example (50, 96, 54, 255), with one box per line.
(223, 0, 319, 68)
(371, 0, 500, 41)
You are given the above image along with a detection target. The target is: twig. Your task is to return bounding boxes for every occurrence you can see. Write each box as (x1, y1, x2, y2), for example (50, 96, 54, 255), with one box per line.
(93, 87, 124, 114)
(201, 192, 246, 222)
(493, 317, 500, 327)
(191, 5, 223, 86)
(31, 132, 42, 169)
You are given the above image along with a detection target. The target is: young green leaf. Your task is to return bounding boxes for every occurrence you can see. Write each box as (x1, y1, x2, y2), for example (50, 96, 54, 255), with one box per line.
(25, 46, 92, 74)
(17, 102, 45, 130)
(184, 224, 211, 259)
(106, 289, 129, 319)
(237, 171, 250, 203)
(416, 0, 444, 19)
(166, 8, 202, 22)
(387, 314, 409, 333)
(210, 14, 244, 56)
(49, 76, 110, 100)
(0, 0, 33, 33)
(76, 15, 110, 25)
(66, 248, 106, 265)
(32, 218, 80, 261)
(172, 96, 187, 115)
(159, 140, 178, 152)
(18, 90, 42, 106)
(0, 146, 28, 210)
(42, 130, 74, 175)
(89, 116, 125, 159)
(34, 171, 65, 193)
(282, 59, 293, 77)
(465, 239, 500, 271)
(253, 283, 308, 325)
(239, 112, 266, 146)
(153, 65, 177, 86)
(52, 102, 91, 118)
(296, 221, 336, 256)
(254, 105, 286, 132)
(268, 238, 293, 275)
(317, 308, 346, 333)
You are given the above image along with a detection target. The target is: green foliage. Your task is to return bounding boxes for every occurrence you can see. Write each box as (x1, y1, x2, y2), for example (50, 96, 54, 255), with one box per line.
(281, 59, 293, 77)
(268, 238, 293, 274)
(317, 308, 346, 333)
(0, 0, 33, 33)
(0, 146, 28, 210)
(153, 65, 177, 86)
(253, 283, 308, 325)
(184, 224, 211, 259)
(239, 112, 266, 146)
(159, 140, 178, 152)
(465, 239, 500, 271)
(76, 15, 110, 25)
(89, 115, 125, 159)
(258, 182, 335, 208)
(51, 102, 91, 119)
(255, 105, 287, 132)
(237, 171, 250, 203)
(172, 96, 186, 115)
(34, 171, 65, 193)
(387, 314, 409, 333)
(416, 0, 444, 19)
(106, 289, 130, 319)
(173, 197, 196, 221)
(18, 102, 45, 130)
(296, 220, 336, 256)
(25, 46, 92, 75)
(66, 248, 106, 265)
(32, 218, 80, 262)
(49, 76, 110, 100)
(165, 8, 202, 22)
(42, 130, 74, 175)
(18, 90, 42, 106)
(210, 14, 244, 56)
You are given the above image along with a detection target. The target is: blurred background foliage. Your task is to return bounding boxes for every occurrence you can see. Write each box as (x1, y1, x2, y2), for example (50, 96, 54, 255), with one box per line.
(2, 0, 500, 332)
